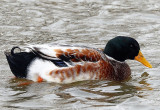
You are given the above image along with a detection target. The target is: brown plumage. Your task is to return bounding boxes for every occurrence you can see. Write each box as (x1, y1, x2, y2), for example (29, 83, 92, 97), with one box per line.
(54, 48, 101, 62)
(48, 48, 131, 83)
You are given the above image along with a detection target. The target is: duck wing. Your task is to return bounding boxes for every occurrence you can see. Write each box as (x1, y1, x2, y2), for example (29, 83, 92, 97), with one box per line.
(25, 44, 107, 66)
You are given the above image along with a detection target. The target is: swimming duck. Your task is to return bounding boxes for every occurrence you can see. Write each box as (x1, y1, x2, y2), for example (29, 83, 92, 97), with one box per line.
(5, 36, 152, 83)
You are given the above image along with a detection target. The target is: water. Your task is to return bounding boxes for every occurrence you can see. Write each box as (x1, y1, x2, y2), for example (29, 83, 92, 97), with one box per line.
(0, 0, 160, 109)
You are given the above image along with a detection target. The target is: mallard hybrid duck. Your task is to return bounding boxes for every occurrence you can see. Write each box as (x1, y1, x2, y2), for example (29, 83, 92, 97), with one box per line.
(5, 36, 152, 83)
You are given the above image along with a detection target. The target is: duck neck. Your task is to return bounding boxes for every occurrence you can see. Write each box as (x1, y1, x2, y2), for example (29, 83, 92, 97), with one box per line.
(99, 60, 131, 81)
(108, 59, 131, 81)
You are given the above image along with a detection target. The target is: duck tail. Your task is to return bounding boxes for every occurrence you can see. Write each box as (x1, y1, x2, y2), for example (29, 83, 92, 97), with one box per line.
(4, 47, 36, 78)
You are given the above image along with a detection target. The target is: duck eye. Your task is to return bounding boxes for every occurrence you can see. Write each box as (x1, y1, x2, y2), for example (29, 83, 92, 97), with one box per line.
(130, 44, 133, 48)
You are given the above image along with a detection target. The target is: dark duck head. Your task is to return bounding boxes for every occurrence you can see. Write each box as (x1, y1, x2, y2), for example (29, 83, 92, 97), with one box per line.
(103, 36, 152, 68)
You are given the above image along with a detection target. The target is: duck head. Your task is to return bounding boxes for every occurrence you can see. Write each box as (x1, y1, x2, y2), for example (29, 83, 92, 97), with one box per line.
(104, 36, 152, 68)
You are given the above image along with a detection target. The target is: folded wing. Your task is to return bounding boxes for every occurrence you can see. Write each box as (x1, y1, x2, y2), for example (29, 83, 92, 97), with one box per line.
(26, 44, 107, 67)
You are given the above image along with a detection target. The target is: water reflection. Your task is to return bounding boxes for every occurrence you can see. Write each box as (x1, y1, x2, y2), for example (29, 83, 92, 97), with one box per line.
(5, 79, 136, 108)
(5, 71, 154, 109)
(1, 0, 160, 109)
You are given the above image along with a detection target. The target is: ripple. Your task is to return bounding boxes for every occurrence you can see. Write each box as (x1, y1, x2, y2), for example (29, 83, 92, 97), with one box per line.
(0, 0, 160, 109)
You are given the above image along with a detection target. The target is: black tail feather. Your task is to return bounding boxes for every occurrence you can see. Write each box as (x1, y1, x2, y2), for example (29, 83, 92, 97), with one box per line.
(5, 47, 36, 78)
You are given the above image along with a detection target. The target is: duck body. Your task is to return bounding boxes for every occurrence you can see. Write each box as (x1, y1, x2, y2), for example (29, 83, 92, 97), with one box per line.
(5, 36, 152, 83)
(5, 45, 130, 83)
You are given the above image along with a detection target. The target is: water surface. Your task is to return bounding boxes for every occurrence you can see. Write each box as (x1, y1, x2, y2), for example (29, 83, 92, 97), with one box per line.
(0, 0, 160, 110)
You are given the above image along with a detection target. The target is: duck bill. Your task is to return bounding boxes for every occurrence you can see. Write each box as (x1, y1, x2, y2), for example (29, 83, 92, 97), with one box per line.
(134, 51, 152, 68)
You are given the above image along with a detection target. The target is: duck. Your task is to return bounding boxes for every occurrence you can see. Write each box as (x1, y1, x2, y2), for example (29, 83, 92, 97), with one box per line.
(5, 36, 152, 83)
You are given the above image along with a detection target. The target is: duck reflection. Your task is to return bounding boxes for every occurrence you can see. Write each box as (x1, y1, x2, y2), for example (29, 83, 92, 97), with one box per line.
(6, 71, 152, 107)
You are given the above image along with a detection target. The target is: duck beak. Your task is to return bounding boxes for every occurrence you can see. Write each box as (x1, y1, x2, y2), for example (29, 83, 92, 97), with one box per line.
(134, 51, 152, 68)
